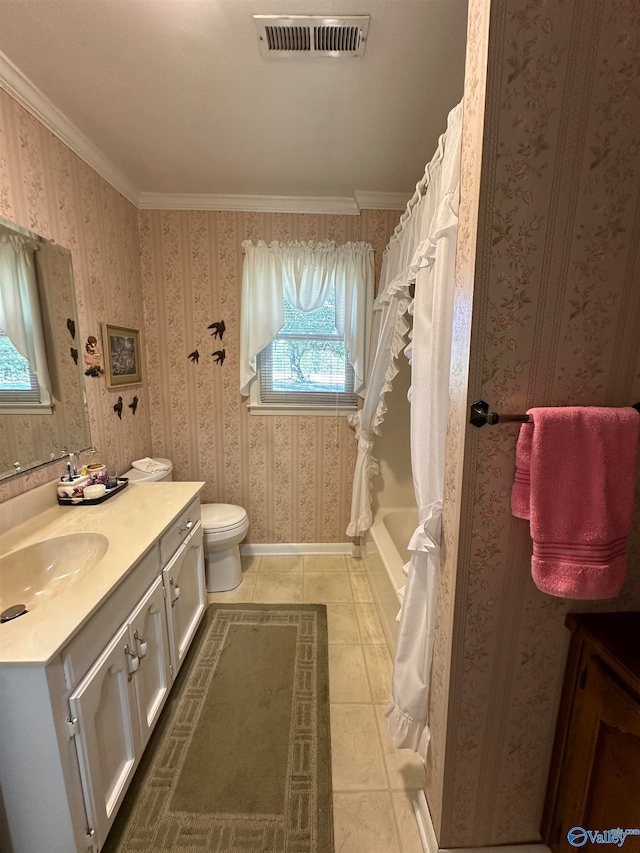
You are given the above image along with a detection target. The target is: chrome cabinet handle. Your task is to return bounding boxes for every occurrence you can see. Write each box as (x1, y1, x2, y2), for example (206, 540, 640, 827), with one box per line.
(170, 577, 181, 606)
(134, 630, 147, 658)
(124, 644, 140, 680)
(178, 519, 193, 535)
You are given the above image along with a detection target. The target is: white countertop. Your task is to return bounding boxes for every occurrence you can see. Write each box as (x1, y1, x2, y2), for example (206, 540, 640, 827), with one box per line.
(0, 481, 204, 666)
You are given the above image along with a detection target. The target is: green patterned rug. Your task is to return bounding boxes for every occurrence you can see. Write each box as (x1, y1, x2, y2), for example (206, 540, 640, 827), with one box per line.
(104, 604, 333, 852)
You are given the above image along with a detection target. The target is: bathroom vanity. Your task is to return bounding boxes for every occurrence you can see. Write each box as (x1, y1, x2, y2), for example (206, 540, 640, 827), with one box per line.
(0, 481, 206, 853)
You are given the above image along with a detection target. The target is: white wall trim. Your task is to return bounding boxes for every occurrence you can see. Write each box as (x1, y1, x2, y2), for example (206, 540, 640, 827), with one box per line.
(354, 190, 408, 210)
(413, 792, 551, 853)
(0, 51, 140, 206)
(138, 191, 407, 215)
(137, 192, 362, 215)
(0, 51, 409, 216)
(240, 542, 352, 556)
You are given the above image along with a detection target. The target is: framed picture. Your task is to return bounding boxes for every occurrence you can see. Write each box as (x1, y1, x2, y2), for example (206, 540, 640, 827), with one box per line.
(102, 323, 142, 388)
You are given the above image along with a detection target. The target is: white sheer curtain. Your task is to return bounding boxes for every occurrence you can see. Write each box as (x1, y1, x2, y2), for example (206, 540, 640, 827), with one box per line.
(0, 233, 51, 395)
(386, 101, 463, 757)
(239, 240, 374, 397)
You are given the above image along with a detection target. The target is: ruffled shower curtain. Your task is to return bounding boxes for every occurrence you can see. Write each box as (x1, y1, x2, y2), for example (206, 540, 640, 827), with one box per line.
(386, 102, 463, 756)
(346, 248, 412, 536)
(345, 101, 463, 757)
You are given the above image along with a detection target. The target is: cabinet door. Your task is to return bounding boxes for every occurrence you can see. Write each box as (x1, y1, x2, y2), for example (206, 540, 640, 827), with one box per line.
(554, 659, 640, 850)
(127, 575, 172, 749)
(163, 523, 206, 677)
(69, 621, 142, 848)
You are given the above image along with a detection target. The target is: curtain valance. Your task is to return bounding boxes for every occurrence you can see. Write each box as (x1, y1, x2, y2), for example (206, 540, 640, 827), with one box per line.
(239, 240, 374, 397)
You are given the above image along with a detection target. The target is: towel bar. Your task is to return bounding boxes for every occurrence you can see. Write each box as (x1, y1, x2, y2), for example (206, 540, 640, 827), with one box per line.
(469, 399, 640, 427)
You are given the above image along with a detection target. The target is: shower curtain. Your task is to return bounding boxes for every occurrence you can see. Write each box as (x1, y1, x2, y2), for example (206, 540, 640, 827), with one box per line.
(386, 102, 463, 756)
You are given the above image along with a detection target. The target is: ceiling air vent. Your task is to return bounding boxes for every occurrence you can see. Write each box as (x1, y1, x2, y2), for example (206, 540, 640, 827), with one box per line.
(254, 15, 369, 58)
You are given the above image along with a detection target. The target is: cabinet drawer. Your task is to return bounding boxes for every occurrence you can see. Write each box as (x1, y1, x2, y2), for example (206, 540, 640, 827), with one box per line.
(62, 545, 161, 689)
(160, 498, 201, 564)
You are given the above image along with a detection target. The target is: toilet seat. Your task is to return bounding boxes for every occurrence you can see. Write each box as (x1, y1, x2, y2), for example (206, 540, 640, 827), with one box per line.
(201, 503, 248, 534)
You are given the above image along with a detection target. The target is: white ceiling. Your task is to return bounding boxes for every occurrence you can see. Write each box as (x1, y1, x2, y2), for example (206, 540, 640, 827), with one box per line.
(0, 0, 468, 208)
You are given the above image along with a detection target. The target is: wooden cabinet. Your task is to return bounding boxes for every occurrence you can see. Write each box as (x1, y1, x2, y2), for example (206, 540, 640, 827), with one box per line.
(543, 613, 640, 851)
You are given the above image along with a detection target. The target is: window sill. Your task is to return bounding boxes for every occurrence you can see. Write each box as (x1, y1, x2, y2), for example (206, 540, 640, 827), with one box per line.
(248, 403, 357, 417)
(0, 402, 54, 415)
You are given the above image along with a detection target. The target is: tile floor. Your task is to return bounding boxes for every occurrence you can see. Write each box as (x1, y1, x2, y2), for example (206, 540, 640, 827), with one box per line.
(207, 553, 425, 853)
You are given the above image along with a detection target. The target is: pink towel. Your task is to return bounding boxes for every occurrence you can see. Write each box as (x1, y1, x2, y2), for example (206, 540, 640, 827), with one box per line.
(511, 420, 533, 519)
(511, 406, 640, 600)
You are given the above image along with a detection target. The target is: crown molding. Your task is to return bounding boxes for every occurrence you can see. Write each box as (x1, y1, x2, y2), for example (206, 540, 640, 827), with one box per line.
(354, 190, 408, 210)
(0, 51, 140, 206)
(138, 190, 408, 214)
(137, 192, 362, 215)
(1, 50, 410, 215)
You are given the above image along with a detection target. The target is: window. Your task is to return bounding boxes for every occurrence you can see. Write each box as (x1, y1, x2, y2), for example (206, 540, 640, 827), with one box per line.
(257, 289, 357, 407)
(0, 329, 41, 404)
(240, 239, 374, 414)
(0, 231, 53, 413)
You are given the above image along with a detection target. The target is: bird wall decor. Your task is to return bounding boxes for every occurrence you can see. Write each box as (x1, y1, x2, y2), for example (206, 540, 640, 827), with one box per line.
(128, 395, 139, 415)
(113, 396, 123, 419)
(212, 349, 226, 365)
(66, 318, 76, 339)
(70, 347, 78, 364)
(188, 349, 200, 363)
(208, 320, 225, 340)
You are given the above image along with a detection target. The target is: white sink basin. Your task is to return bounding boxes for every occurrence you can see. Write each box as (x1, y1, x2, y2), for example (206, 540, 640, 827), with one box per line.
(0, 532, 109, 619)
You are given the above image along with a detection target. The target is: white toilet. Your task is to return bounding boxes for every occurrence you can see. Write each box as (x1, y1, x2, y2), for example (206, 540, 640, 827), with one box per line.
(122, 457, 249, 592)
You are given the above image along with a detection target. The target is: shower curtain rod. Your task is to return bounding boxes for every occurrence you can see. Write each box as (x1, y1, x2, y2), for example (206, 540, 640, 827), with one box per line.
(469, 399, 640, 427)
(388, 126, 449, 245)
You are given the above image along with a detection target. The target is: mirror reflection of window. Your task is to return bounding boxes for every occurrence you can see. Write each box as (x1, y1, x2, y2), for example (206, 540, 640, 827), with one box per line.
(0, 329, 41, 401)
(0, 231, 52, 410)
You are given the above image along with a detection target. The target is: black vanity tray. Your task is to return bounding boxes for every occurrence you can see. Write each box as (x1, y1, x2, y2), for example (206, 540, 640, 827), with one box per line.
(57, 477, 129, 506)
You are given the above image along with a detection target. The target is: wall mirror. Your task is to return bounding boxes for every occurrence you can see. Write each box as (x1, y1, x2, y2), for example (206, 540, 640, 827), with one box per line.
(0, 215, 90, 480)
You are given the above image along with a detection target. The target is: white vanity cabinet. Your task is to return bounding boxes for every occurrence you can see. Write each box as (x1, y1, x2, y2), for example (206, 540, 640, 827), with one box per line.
(68, 575, 171, 850)
(161, 500, 206, 677)
(0, 485, 206, 853)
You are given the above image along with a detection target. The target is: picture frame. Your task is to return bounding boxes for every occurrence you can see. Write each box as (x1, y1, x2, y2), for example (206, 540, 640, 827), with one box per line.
(102, 323, 143, 388)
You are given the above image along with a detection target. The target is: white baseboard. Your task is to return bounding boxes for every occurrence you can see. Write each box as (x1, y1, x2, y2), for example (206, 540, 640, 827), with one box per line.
(240, 542, 352, 556)
(412, 792, 550, 853)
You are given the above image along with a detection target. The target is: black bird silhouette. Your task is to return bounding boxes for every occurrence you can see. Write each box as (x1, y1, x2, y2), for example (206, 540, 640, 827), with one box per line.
(188, 349, 200, 363)
(208, 320, 225, 340)
(128, 396, 139, 415)
(66, 318, 76, 339)
(212, 349, 226, 365)
(70, 347, 78, 364)
(113, 396, 123, 419)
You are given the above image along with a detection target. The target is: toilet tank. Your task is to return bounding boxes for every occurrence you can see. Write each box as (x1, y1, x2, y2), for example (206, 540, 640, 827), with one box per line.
(123, 458, 173, 482)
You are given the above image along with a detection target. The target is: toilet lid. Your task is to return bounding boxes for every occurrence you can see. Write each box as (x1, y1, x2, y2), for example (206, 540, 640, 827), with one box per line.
(201, 503, 247, 532)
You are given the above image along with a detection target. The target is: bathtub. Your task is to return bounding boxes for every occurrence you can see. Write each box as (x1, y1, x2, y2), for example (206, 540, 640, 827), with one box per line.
(363, 506, 418, 654)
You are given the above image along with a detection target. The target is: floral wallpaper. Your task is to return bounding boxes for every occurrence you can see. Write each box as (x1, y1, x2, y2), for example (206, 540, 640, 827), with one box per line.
(430, 0, 640, 847)
(0, 90, 152, 500)
(138, 209, 399, 543)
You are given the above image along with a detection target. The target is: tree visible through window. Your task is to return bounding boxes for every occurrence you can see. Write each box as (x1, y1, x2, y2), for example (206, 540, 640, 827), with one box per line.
(258, 286, 357, 406)
(0, 330, 40, 401)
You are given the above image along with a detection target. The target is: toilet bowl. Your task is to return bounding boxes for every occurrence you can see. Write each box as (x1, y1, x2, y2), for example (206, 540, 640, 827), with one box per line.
(201, 503, 249, 592)
(122, 457, 248, 592)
